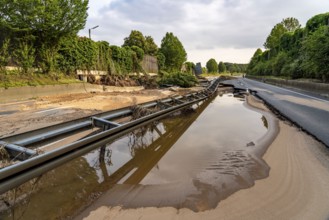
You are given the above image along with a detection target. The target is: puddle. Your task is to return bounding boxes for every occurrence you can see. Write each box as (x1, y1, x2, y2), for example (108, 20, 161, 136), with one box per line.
(0, 93, 272, 219)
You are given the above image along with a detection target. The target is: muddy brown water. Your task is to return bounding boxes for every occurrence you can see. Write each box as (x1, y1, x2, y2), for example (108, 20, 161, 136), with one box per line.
(0, 92, 271, 219)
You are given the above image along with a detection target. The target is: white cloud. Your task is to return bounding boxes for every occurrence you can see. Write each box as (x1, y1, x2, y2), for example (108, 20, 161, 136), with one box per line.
(79, 0, 329, 64)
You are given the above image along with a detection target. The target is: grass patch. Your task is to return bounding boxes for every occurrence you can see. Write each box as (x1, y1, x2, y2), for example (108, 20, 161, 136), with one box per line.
(246, 75, 291, 80)
(247, 75, 326, 83)
(0, 70, 81, 88)
(158, 72, 198, 88)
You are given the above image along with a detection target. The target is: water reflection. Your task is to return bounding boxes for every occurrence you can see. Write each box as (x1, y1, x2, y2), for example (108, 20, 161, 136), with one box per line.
(0, 92, 272, 219)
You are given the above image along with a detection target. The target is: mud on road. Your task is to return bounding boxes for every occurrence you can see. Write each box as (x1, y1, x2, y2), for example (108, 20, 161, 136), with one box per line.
(0, 88, 202, 138)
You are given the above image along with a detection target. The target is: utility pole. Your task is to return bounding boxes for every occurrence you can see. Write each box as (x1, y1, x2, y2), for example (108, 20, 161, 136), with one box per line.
(89, 25, 99, 39)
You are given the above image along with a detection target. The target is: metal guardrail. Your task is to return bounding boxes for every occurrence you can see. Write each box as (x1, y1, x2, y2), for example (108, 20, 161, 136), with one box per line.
(0, 78, 221, 194)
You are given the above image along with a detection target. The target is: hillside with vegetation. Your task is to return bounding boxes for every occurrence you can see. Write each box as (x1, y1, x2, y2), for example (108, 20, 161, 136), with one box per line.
(247, 13, 329, 82)
(0, 0, 198, 88)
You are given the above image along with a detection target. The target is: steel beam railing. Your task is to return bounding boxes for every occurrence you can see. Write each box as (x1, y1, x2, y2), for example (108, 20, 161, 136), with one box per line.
(0, 77, 221, 194)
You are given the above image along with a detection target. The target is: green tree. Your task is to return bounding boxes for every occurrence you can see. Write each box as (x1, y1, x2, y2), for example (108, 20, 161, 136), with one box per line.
(224, 62, 232, 73)
(13, 41, 35, 74)
(247, 48, 263, 75)
(248, 13, 329, 81)
(144, 36, 158, 55)
(306, 12, 329, 33)
(218, 61, 226, 73)
(39, 44, 59, 74)
(0, 0, 88, 47)
(110, 45, 139, 75)
(159, 32, 187, 72)
(95, 41, 112, 71)
(264, 17, 300, 52)
(0, 38, 10, 70)
(57, 36, 81, 74)
(123, 30, 146, 51)
(76, 37, 97, 71)
(206, 58, 218, 73)
(264, 23, 287, 50)
(229, 64, 237, 73)
(282, 58, 304, 79)
(252, 49, 263, 60)
(184, 61, 195, 74)
(279, 32, 294, 52)
(238, 64, 248, 73)
(272, 52, 288, 76)
(248, 24, 304, 78)
(281, 17, 301, 32)
(159, 72, 198, 88)
(157, 52, 166, 71)
(302, 25, 329, 82)
(225, 62, 239, 73)
(234, 64, 241, 73)
(0, 0, 89, 73)
(130, 46, 144, 61)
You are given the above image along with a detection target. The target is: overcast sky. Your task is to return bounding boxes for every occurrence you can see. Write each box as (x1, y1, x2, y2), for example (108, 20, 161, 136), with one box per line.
(79, 0, 329, 65)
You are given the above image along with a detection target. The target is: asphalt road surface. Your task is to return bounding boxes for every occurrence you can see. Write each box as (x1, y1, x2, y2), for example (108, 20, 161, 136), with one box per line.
(223, 78, 329, 147)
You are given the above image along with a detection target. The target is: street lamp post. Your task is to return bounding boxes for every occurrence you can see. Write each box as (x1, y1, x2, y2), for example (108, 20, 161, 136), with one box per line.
(89, 25, 99, 39)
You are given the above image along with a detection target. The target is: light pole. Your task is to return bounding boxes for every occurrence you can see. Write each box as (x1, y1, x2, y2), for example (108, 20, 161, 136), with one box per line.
(89, 25, 99, 39)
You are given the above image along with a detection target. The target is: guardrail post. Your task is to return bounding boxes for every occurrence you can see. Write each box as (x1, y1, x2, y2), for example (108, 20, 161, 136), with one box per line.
(0, 141, 37, 161)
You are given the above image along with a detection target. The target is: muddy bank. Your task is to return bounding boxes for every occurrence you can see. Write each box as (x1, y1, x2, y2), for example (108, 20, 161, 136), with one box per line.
(0, 83, 146, 103)
(0, 88, 195, 138)
(81, 95, 329, 220)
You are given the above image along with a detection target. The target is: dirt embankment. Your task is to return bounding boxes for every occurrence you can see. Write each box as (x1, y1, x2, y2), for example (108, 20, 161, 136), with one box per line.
(80, 95, 329, 220)
(0, 88, 202, 138)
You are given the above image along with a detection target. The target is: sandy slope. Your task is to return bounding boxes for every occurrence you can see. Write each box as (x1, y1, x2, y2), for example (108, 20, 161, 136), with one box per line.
(82, 95, 329, 220)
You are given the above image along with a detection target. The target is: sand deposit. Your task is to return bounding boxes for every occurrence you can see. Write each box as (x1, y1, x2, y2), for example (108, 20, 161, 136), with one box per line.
(80, 95, 329, 220)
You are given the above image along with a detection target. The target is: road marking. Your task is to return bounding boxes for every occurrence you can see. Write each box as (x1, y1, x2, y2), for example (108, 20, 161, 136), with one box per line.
(117, 168, 138, 184)
(36, 106, 70, 114)
(0, 110, 18, 116)
(0, 100, 34, 106)
(245, 79, 329, 104)
(38, 139, 64, 150)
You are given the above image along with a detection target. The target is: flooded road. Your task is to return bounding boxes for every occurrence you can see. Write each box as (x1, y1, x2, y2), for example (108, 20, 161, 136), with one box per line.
(0, 92, 274, 219)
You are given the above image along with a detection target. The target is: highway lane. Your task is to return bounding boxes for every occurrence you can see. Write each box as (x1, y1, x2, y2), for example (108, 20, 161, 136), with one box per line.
(223, 78, 329, 147)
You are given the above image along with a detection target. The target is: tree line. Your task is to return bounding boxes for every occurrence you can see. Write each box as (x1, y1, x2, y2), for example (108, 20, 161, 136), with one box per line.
(247, 12, 329, 82)
(205, 58, 247, 74)
(0, 0, 198, 87)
